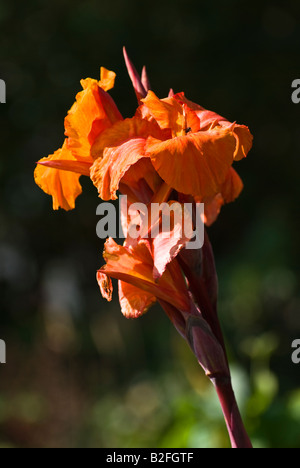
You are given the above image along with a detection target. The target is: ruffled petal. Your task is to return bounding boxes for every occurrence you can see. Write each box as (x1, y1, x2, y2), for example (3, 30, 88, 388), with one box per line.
(151, 202, 194, 279)
(174, 92, 253, 161)
(98, 238, 190, 312)
(118, 280, 156, 318)
(146, 126, 236, 199)
(91, 138, 147, 200)
(141, 91, 184, 135)
(120, 158, 162, 202)
(64, 77, 122, 160)
(35, 71, 123, 210)
(91, 117, 167, 200)
(34, 141, 82, 210)
(231, 124, 253, 161)
(221, 167, 244, 203)
(203, 194, 224, 226)
(140, 91, 200, 137)
(99, 67, 117, 92)
(202, 167, 244, 226)
(91, 116, 166, 160)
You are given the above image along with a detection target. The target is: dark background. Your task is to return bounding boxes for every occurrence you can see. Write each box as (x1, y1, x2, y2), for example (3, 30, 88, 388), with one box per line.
(0, 0, 299, 448)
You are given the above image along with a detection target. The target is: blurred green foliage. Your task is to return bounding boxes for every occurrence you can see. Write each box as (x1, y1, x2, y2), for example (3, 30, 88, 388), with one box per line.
(0, 0, 300, 448)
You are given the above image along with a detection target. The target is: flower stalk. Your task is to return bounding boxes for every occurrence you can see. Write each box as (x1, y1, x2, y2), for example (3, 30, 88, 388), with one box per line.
(213, 377, 253, 448)
(161, 238, 253, 448)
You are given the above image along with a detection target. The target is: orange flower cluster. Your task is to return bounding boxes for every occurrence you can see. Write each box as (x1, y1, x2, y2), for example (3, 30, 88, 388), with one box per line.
(35, 50, 252, 320)
(35, 50, 254, 447)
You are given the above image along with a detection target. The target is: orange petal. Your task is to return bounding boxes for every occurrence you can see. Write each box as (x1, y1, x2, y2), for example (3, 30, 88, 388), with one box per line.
(64, 77, 122, 160)
(209, 121, 253, 161)
(203, 194, 224, 226)
(221, 167, 244, 203)
(97, 87, 123, 129)
(99, 67, 116, 92)
(151, 202, 194, 279)
(118, 280, 156, 318)
(174, 93, 253, 160)
(174, 92, 224, 129)
(232, 124, 253, 161)
(91, 116, 165, 160)
(34, 141, 82, 210)
(141, 91, 183, 133)
(173, 93, 218, 125)
(37, 159, 91, 176)
(202, 167, 243, 226)
(91, 117, 167, 200)
(91, 138, 147, 200)
(99, 238, 190, 312)
(121, 157, 162, 200)
(140, 90, 199, 136)
(146, 127, 236, 199)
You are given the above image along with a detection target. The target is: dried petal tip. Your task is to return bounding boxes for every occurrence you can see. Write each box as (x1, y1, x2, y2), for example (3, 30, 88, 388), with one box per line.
(97, 271, 113, 302)
(123, 47, 147, 101)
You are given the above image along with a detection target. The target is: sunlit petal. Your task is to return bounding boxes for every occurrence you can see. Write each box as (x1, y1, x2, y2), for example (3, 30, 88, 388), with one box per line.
(64, 77, 122, 160)
(201, 167, 243, 225)
(34, 141, 82, 211)
(146, 127, 236, 199)
(118, 280, 156, 318)
(151, 202, 194, 279)
(99, 238, 190, 312)
(99, 67, 117, 92)
(91, 117, 167, 200)
(174, 92, 253, 160)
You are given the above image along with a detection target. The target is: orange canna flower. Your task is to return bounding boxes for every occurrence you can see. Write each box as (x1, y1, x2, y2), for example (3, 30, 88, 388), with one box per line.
(35, 68, 123, 210)
(34, 50, 254, 448)
(89, 89, 251, 226)
(93, 81, 251, 318)
(35, 60, 252, 225)
(90, 88, 252, 212)
(88, 91, 251, 224)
